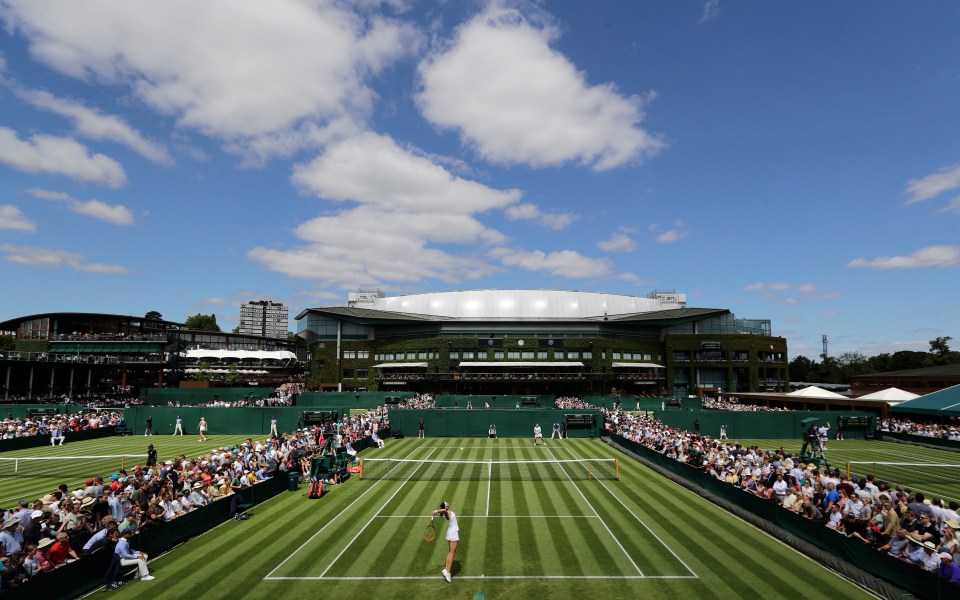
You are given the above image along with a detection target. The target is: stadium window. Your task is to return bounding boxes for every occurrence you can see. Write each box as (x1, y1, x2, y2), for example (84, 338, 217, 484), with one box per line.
(643, 353, 652, 361)
(450, 351, 460, 359)
(343, 369, 355, 379)
(406, 352, 416, 360)
(521, 351, 534, 359)
(554, 351, 565, 359)
(508, 351, 520, 359)
(418, 352, 427, 360)
(601, 351, 606, 359)
(583, 351, 592, 359)
(494, 351, 504, 359)
(537, 351, 548, 360)
(463, 351, 476, 359)
(343, 350, 356, 359)
(385, 353, 395, 360)
(356, 368, 369, 379)
(568, 351, 579, 359)
(358, 351, 369, 359)
(612, 352, 621, 360)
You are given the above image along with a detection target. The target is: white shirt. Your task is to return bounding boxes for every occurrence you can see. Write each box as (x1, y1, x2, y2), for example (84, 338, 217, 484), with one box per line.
(445, 511, 460, 541)
(534, 426, 542, 436)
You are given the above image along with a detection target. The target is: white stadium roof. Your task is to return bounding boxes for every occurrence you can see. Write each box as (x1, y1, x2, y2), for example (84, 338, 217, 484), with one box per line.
(183, 349, 297, 361)
(352, 290, 685, 320)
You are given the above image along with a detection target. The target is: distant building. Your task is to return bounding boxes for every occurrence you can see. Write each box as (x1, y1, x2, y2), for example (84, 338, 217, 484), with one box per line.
(239, 300, 288, 339)
(850, 363, 960, 396)
(295, 289, 787, 395)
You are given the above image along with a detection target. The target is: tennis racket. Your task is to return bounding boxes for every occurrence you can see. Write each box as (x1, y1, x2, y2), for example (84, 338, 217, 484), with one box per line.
(423, 517, 436, 542)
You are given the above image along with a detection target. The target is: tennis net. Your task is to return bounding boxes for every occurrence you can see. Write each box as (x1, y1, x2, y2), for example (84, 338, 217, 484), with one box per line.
(846, 461, 960, 485)
(359, 457, 619, 481)
(0, 455, 147, 478)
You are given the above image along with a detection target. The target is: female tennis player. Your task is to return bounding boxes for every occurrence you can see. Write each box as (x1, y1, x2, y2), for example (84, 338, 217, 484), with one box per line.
(432, 501, 459, 583)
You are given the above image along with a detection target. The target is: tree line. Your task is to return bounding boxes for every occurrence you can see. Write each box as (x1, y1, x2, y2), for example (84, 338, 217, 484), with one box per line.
(789, 336, 959, 384)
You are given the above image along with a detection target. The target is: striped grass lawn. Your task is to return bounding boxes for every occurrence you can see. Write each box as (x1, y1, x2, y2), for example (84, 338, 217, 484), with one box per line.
(0, 434, 257, 508)
(731, 438, 960, 504)
(93, 437, 873, 600)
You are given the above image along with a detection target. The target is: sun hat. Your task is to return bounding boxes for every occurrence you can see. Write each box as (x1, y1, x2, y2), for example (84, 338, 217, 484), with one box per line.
(30, 510, 44, 519)
(3, 517, 19, 528)
(923, 541, 937, 551)
(37, 538, 55, 549)
(942, 552, 954, 560)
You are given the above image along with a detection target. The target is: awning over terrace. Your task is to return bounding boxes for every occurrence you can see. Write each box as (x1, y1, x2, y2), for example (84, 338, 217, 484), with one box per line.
(458, 362, 584, 368)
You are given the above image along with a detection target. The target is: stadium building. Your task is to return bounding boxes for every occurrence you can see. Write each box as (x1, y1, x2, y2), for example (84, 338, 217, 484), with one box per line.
(295, 289, 788, 396)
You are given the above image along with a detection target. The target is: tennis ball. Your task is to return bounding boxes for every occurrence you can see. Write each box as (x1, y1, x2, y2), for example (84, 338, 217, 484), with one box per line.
(460, 447, 464, 450)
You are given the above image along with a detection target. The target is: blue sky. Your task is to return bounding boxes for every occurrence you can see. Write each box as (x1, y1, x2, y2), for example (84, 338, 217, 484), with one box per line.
(0, 0, 958, 360)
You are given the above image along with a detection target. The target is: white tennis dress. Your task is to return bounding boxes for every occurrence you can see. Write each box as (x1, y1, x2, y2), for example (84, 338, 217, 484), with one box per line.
(445, 511, 460, 541)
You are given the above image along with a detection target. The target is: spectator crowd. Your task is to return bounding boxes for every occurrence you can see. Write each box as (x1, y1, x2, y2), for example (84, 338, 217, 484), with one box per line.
(879, 418, 960, 441)
(604, 408, 960, 586)
(1, 411, 125, 441)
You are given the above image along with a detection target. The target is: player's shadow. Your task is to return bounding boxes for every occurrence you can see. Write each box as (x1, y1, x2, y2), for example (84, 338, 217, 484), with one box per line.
(451, 560, 461, 576)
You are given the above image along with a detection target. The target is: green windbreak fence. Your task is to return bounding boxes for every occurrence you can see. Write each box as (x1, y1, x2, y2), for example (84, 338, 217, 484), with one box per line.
(609, 433, 950, 600)
(654, 409, 876, 439)
(433, 395, 555, 408)
(0, 403, 84, 419)
(140, 387, 273, 405)
(388, 408, 601, 438)
(298, 391, 414, 408)
(124, 406, 306, 436)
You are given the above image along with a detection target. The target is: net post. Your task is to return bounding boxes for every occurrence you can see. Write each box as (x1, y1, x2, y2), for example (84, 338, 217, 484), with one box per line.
(359, 458, 364, 480)
(616, 458, 620, 481)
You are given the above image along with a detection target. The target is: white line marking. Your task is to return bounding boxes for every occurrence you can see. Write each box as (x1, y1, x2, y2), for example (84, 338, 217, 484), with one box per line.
(263, 445, 425, 580)
(486, 459, 492, 517)
(373, 515, 599, 519)
(545, 445, 644, 576)
(265, 575, 698, 580)
(317, 448, 437, 578)
(559, 444, 699, 578)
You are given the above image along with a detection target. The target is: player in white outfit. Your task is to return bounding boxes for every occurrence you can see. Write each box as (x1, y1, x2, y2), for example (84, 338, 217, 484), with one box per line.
(432, 501, 459, 583)
(533, 423, 545, 446)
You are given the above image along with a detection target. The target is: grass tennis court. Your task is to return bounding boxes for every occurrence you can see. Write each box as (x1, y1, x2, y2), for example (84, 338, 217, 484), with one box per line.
(61, 436, 873, 600)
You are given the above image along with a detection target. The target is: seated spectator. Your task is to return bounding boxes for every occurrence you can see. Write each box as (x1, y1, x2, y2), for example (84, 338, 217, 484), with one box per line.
(940, 552, 960, 585)
(48, 531, 79, 565)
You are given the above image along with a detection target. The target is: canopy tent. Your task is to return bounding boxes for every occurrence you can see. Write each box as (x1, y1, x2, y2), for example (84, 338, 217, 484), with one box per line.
(182, 349, 297, 363)
(855, 387, 919, 404)
(372, 363, 428, 368)
(611, 362, 664, 369)
(890, 384, 960, 417)
(786, 386, 848, 400)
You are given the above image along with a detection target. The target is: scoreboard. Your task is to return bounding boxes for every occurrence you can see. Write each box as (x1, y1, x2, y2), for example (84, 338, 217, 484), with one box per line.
(840, 416, 872, 429)
(564, 414, 597, 427)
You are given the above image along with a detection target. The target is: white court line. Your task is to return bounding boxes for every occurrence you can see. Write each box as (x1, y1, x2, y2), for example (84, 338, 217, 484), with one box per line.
(317, 448, 437, 578)
(486, 460, 491, 517)
(267, 575, 697, 580)
(558, 444, 698, 578)
(263, 444, 425, 580)
(374, 515, 599, 519)
(545, 446, 644, 576)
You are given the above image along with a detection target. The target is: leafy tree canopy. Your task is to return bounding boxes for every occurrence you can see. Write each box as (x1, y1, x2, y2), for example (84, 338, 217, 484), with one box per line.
(184, 313, 221, 332)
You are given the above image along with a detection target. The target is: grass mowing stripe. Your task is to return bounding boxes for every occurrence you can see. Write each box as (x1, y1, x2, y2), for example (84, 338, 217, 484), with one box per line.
(545, 445, 644, 576)
(318, 448, 437, 578)
(264, 443, 427, 579)
(558, 442, 697, 577)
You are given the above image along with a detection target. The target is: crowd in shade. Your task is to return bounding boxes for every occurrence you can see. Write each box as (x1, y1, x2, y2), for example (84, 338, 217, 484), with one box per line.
(702, 396, 794, 411)
(879, 418, 960, 441)
(391, 394, 436, 409)
(0, 406, 388, 590)
(604, 409, 960, 586)
(554, 397, 599, 410)
(1, 411, 125, 441)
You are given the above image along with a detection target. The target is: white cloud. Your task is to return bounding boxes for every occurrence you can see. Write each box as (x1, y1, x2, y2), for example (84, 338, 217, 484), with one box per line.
(937, 197, 960, 214)
(618, 271, 644, 283)
(0, 204, 36, 232)
(847, 245, 960, 269)
(0, 126, 126, 187)
(505, 202, 578, 230)
(488, 247, 613, 279)
(199, 297, 229, 307)
(699, 0, 720, 24)
(416, 5, 664, 171)
(13, 87, 172, 164)
(597, 228, 636, 253)
(251, 133, 520, 288)
(905, 164, 960, 204)
(0, 242, 131, 274)
(0, 0, 419, 160)
(651, 219, 689, 243)
(744, 281, 841, 303)
(27, 187, 134, 225)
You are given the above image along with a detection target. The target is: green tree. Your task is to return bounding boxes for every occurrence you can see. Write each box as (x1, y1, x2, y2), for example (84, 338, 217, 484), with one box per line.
(789, 355, 815, 381)
(184, 313, 221, 332)
(224, 363, 241, 385)
(195, 364, 213, 382)
(144, 310, 163, 321)
(929, 336, 953, 356)
(0, 334, 15, 352)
